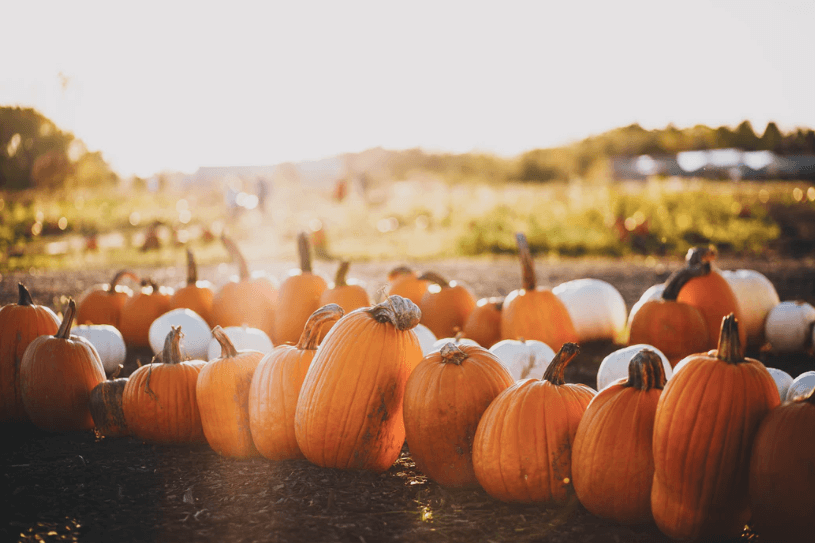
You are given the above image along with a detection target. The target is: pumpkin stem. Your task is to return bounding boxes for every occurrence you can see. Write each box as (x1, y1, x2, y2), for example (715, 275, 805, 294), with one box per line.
(297, 304, 344, 350)
(56, 299, 77, 339)
(334, 261, 350, 288)
(515, 232, 537, 291)
(221, 235, 250, 281)
(440, 342, 468, 365)
(111, 364, 123, 379)
(211, 326, 240, 358)
(542, 342, 580, 385)
(17, 283, 34, 306)
(625, 349, 667, 391)
(685, 245, 716, 269)
(368, 295, 421, 331)
(298, 232, 313, 273)
(108, 270, 139, 292)
(158, 326, 185, 365)
(186, 249, 198, 285)
(417, 271, 450, 288)
(716, 313, 743, 364)
(140, 278, 159, 294)
(388, 266, 414, 281)
(661, 251, 716, 301)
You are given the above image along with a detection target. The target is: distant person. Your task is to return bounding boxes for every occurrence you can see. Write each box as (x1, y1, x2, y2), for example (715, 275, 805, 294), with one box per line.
(256, 178, 270, 213)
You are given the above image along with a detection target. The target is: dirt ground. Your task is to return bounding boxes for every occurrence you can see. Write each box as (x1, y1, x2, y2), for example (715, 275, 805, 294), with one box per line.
(2, 255, 814, 543)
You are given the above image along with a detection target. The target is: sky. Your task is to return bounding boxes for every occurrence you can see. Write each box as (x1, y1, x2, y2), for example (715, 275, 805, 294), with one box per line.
(3, 0, 814, 178)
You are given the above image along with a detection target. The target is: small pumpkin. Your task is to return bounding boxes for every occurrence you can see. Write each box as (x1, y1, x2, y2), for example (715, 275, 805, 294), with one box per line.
(148, 308, 211, 360)
(596, 343, 672, 391)
(206, 326, 273, 360)
(88, 365, 129, 438)
(721, 268, 780, 347)
(72, 324, 127, 375)
(386, 266, 430, 305)
(169, 249, 215, 326)
(418, 271, 477, 340)
(76, 270, 139, 327)
(488, 338, 556, 381)
(764, 301, 815, 353)
(462, 296, 503, 349)
(118, 279, 173, 348)
(318, 261, 371, 335)
(552, 278, 627, 344)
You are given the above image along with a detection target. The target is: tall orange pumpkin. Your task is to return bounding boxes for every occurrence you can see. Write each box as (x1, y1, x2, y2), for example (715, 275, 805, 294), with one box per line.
(169, 249, 215, 326)
(0, 283, 61, 423)
(462, 296, 503, 348)
(248, 304, 344, 460)
(572, 349, 667, 525)
(472, 343, 595, 504)
(500, 233, 577, 349)
(118, 279, 173, 348)
(651, 314, 780, 541)
(417, 272, 476, 339)
(295, 296, 423, 472)
(403, 342, 514, 487)
(386, 266, 429, 305)
(76, 270, 139, 327)
(20, 299, 106, 432)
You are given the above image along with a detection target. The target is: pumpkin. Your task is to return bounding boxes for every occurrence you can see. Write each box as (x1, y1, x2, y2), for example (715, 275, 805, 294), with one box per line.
(417, 271, 476, 339)
(118, 279, 173, 348)
(197, 326, 265, 457)
(148, 308, 211, 360)
(786, 371, 815, 401)
(488, 338, 556, 381)
(122, 326, 206, 444)
(0, 283, 61, 423)
(414, 323, 438, 355)
(295, 296, 423, 472)
(572, 349, 667, 525)
(386, 266, 430, 305)
(552, 278, 627, 344)
(627, 263, 710, 366)
(72, 324, 127, 374)
(462, 296, 503, 349)
(318, 261, 371, 335)
(403, 342, 514, 487)
(764, 301, 815, 353)
(75, 270, 139, 327)
(650, 314, 781, 541)
(628, 283, 665, 321)
(500, 233, 578, 349)
(212, 235, 278, 340)
(765, 367, 794, 401)
(169, 249, 215, 326)
(20, 299, 106, 432)
(472, 343, 596, 504)
(248, 304, 344, 460)
(88, 365, 129, 438)
(748, 385, 815, 542)
(721, 269, 780, 347)
(206, 326, 273, 360)
(596, 344, 672, 391)
(675, 246, 747, 349)
(273, 232, 328, 345)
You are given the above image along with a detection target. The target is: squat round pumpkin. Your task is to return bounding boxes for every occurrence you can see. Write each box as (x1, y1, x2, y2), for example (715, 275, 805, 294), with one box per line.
(418, 271, 476, 340)
(88, 366, 129, 438)
(75, 270, 139, 327)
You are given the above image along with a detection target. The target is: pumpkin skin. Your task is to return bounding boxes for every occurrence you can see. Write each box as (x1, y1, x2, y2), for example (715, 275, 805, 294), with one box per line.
(318, 261, 370, 336)
(273, 233, 328, 345)
(76, 270, 139, 327)
(572, 349, 666, 525)
(169, 249, 215, 326)
(71, 324, 127, 375)
(20, 299, 106, 432)
(197, 326, 264, 457)
(721, 269, 779, 348)
(500, 233, 577, 350)
(295, 296, 423, 472)
(650, 314, 781, 541)
(462, 297, 503, 349)
(418, 272, 477, 340)
(88, 368, 129, 438)
(248, 304, 343, 460)
(123, 327, 206, 444)
(552, 278, 628, 344)
(748, 387, 815, 543)
(118, 280, 173, 348)
(0, 284, 61, 423)
(472, 343, 595, 504)
(386, 266, 430, 305)
(403, 342, 514, 487)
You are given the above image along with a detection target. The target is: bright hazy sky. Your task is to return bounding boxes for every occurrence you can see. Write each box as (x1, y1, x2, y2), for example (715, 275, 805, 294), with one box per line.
(3, 0, 814, 177)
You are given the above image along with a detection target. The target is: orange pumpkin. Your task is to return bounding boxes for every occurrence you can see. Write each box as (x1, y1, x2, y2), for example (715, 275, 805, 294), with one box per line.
(418, 271, 477, 339)
(212, 236, 278, 339)
(500, 233, 577, 349)
(0, 283, 61, 423)
(273, 233, 328, 345)
(197, 326, 264, 457)
(403, 342, 514, 487)
(20, 299, 106, 432)
(76, 270, 139, 327)
(318, 261, 370, 332)
(169, 249, 215, 326)
(122, 326, 206, 444)
(295, 296, 423, 472)
(387, 266, 429, 305)
(88, 366, 129, 438)
(248, 304, 344, 460)
(118, 279, 173, 348)
(472, 343, 595, 504)
(462, 296, 503, 348)
(651, 314, 780, 541)
(572, 349, 667, 525)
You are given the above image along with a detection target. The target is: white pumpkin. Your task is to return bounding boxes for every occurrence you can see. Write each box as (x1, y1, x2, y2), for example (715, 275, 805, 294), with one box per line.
(413, 323, 438, 355)
(429, 336, 479, 353)
(596, 343, 673, 391)
(765, 367, 794, 401)
(553, 278, 627, 344)
(71, 324, 126, 374)
(148, 308, 212, 360)
(721, 269, 780, 346)
(489, 338, 556, 381)
(206, 325, 273, 360)
(764, 301, 815, 353)
(786, 371, 815, 401)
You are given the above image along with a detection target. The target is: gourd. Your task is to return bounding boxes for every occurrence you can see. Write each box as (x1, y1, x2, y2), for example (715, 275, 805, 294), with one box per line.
(596, 344, 672, 391)
(0, 283, 61, 423)
(72, 324, 127, 374)
(148, 308, 211, 360)
(418, 272, 477, 339)
(721, 268, 779, 347)
(403, 343, 514, 487)
(118, 279, 173, 348)
(88, 366, 129, 438)
(786, 371, 815, 401)
(317, 261, 370, 336)
(461, 297, 503, 349)
(206, 326, 273, 360)
(552, 278, 627, 344)
(75, 270, 139, 327)
(169, 249, 215, 326)
(500, 233, 577, 350)
(764, 301, 815, 353)
(386, 266, 429, 305)
(488, 338, 556, 381)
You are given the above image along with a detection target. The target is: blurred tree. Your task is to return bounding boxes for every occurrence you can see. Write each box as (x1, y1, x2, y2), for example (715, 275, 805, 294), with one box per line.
(760, 121, 783, 152)
(734, 120, 760, 150)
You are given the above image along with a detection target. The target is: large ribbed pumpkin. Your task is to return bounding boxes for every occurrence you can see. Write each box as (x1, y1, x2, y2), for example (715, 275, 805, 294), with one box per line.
(294, 296, 423, 472)
(0, 283, 61, 423)
(651, 314, 780, 541)
(20, 299, 106, 432)
(248, 304, 344, 460)
(169, 249, 215, 326)
(500, 233, 577, 349)
(122, 326, 206, 444)
(403, 342, 514, 487)
(572, 349, 666, 525)
(76, 270, 139, 327)
(417, 272, 476, 339)
(472, 343, 595, 504)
